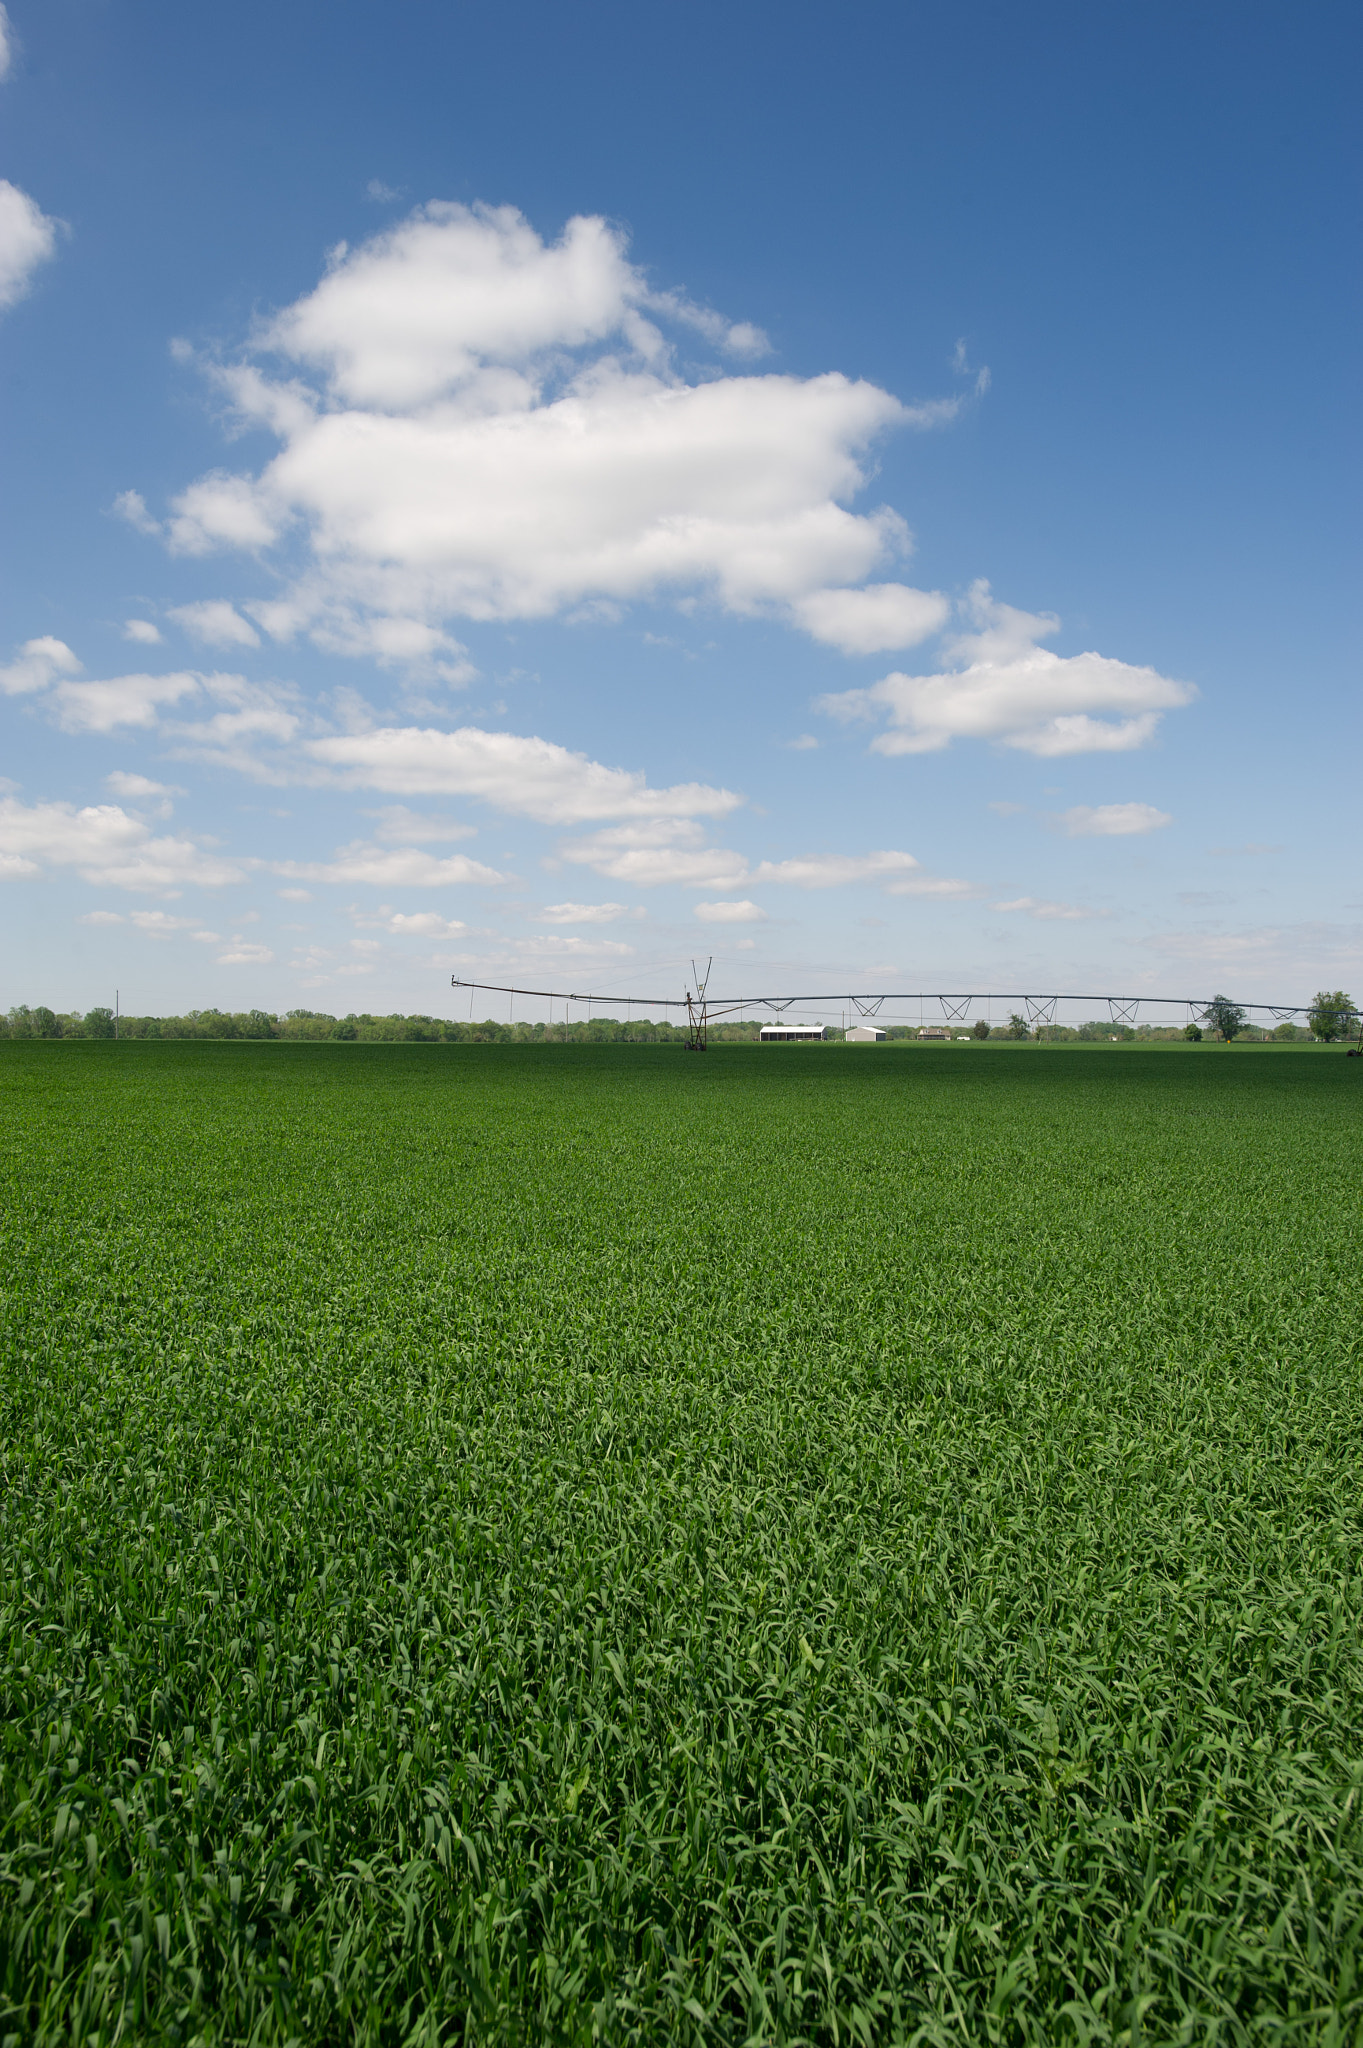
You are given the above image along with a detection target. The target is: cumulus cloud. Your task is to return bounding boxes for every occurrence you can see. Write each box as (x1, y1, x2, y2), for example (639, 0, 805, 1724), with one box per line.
(560, 821, 921, 893)
(309, 723, 740, 826)
(369, 909, 468, 937)
(791, 582, 949, 654)
(0, 796, 246, 894)
(515, 933, 634, 958)
(694, 898, 765, 923)
(560, 820, 751, 890)
(165, 681, 303, 781)
(168, 599, 261, 649)
(0, 638, 259, 738)
(106, 771, 184, 801)
(0, 5, 13, 80)
(54, 670, 206, 733)
(1060, 801, 1172, 836)
(129, 909, 196, 936)
(0, 179, 59, 312)
(818, 582, 1194, 756)
(536, 901, 634, 924)
(273, 841, 506, 888)
(750, 850, 920, 888)
(123, 619, 163, 645)
(0, 636, 81, 695)
(218, 939, 274, 965)
(884, 874, 978, 897)
(128, 202, 966, 662)
(113, 490, 163, 537)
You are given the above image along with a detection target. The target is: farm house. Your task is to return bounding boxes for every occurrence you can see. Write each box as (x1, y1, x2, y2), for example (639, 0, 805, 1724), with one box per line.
(845, 1025, 886, 1042)
(759, 1023, 828, 1042)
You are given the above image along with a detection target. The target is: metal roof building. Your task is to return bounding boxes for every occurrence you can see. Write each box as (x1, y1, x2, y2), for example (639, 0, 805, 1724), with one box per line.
(845, 1025, 886, 1042)
(759, 1023, 828, 1042)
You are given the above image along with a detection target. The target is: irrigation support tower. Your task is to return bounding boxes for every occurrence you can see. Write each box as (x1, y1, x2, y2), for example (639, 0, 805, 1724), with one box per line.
(451, 979, 1363, 1049)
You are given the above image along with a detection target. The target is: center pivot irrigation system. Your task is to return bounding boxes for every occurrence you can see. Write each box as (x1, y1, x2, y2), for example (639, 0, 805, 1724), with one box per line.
(453, 967, 1363, 1054)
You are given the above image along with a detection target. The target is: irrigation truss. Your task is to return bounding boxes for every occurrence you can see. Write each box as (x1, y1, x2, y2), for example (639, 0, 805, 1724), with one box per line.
(452, 972, 1362, 1053)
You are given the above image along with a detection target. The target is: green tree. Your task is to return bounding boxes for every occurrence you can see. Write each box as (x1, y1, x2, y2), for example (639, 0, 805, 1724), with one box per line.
(1006, 1013, 1029, 1039)
(1182, 1022, 1202, 1042)
(83, 1006, 116, 1039)
(1200, 994, 1246, 1042)
(31, 1006, 61, 1039)
(973, 1019, 990, 1039)
(1307, 990, 1357, 1042)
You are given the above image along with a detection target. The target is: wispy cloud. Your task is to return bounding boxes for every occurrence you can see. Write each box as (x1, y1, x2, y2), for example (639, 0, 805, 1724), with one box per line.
(1061, 802, 1171, 836)
(992, 894, 1105, 921)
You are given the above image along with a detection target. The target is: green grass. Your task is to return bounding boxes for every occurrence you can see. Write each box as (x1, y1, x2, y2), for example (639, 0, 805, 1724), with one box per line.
(2, 1040, 1361, 2046)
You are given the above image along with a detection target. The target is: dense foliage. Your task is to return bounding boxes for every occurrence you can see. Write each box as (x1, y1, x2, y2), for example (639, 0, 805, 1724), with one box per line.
(1, 1004, 1331, 1044)
(2, 1040, 1361, 2044)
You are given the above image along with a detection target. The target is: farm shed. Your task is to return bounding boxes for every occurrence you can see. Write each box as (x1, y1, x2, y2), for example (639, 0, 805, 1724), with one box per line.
(845, 1025, 886, 1042)
(759, 1024, 828, 1042)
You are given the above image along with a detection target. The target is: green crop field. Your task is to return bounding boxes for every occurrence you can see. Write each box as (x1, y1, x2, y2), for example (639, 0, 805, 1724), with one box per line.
(2, 1041, 1361, 2046)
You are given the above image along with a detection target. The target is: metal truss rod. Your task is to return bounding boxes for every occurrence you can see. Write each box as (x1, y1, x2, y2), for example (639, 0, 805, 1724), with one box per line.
(450, 978, 1326, 1021)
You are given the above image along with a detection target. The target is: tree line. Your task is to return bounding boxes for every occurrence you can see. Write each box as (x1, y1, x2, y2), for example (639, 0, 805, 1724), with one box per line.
(3, 992, 1355, 1045)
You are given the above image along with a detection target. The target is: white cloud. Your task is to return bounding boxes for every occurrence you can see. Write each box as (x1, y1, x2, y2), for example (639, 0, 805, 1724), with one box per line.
(168, 599, 261, 649)
(166, 472, 280, 555)
(273, 841, 506, 887)
(78, 910, 124, 926)
(364, 804, 476, 843)
(277, 886, 312, 901)
(371, 909, 467, 938)
(560, 821, 750, 890)
(785, 734, 820, 751)
(139, 203, 965, 661)
(123, 619, 163, 645)
(218, 939, 274, 965)
(0, 636, 80, 695)
(53, 669, 205, 733)
(129, 909, 196, 936)
(791, 583, 949, 654)
(818, 582, 1193, 756)
(695, 898, 765, 923)
(561, 825, 921, 893)
(1060, 802, 1172, 836)
(165, 680, 303, 781)
(884, 874, 978, 897)
(113, 490, 162, 537)
(992, 895, 1104, 921)
(0, 5, 13, 80)
(309, 724, 740, 825)
(536, 900, 633, 924)
(516, 933, 634, 957)
(0, 796, 246, 894)
(106, 771, 184, 801)
(0, 179, 58, 312)
(751, 850, 920, 888)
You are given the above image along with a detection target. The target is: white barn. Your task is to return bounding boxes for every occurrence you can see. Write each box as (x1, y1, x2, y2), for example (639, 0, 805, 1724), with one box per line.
(844, 1024, 886, 1042)
(760, 1023, 828, 1042)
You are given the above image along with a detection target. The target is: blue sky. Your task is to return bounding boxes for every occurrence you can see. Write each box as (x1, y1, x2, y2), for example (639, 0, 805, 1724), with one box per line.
(1, 0, 1358, 1021)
